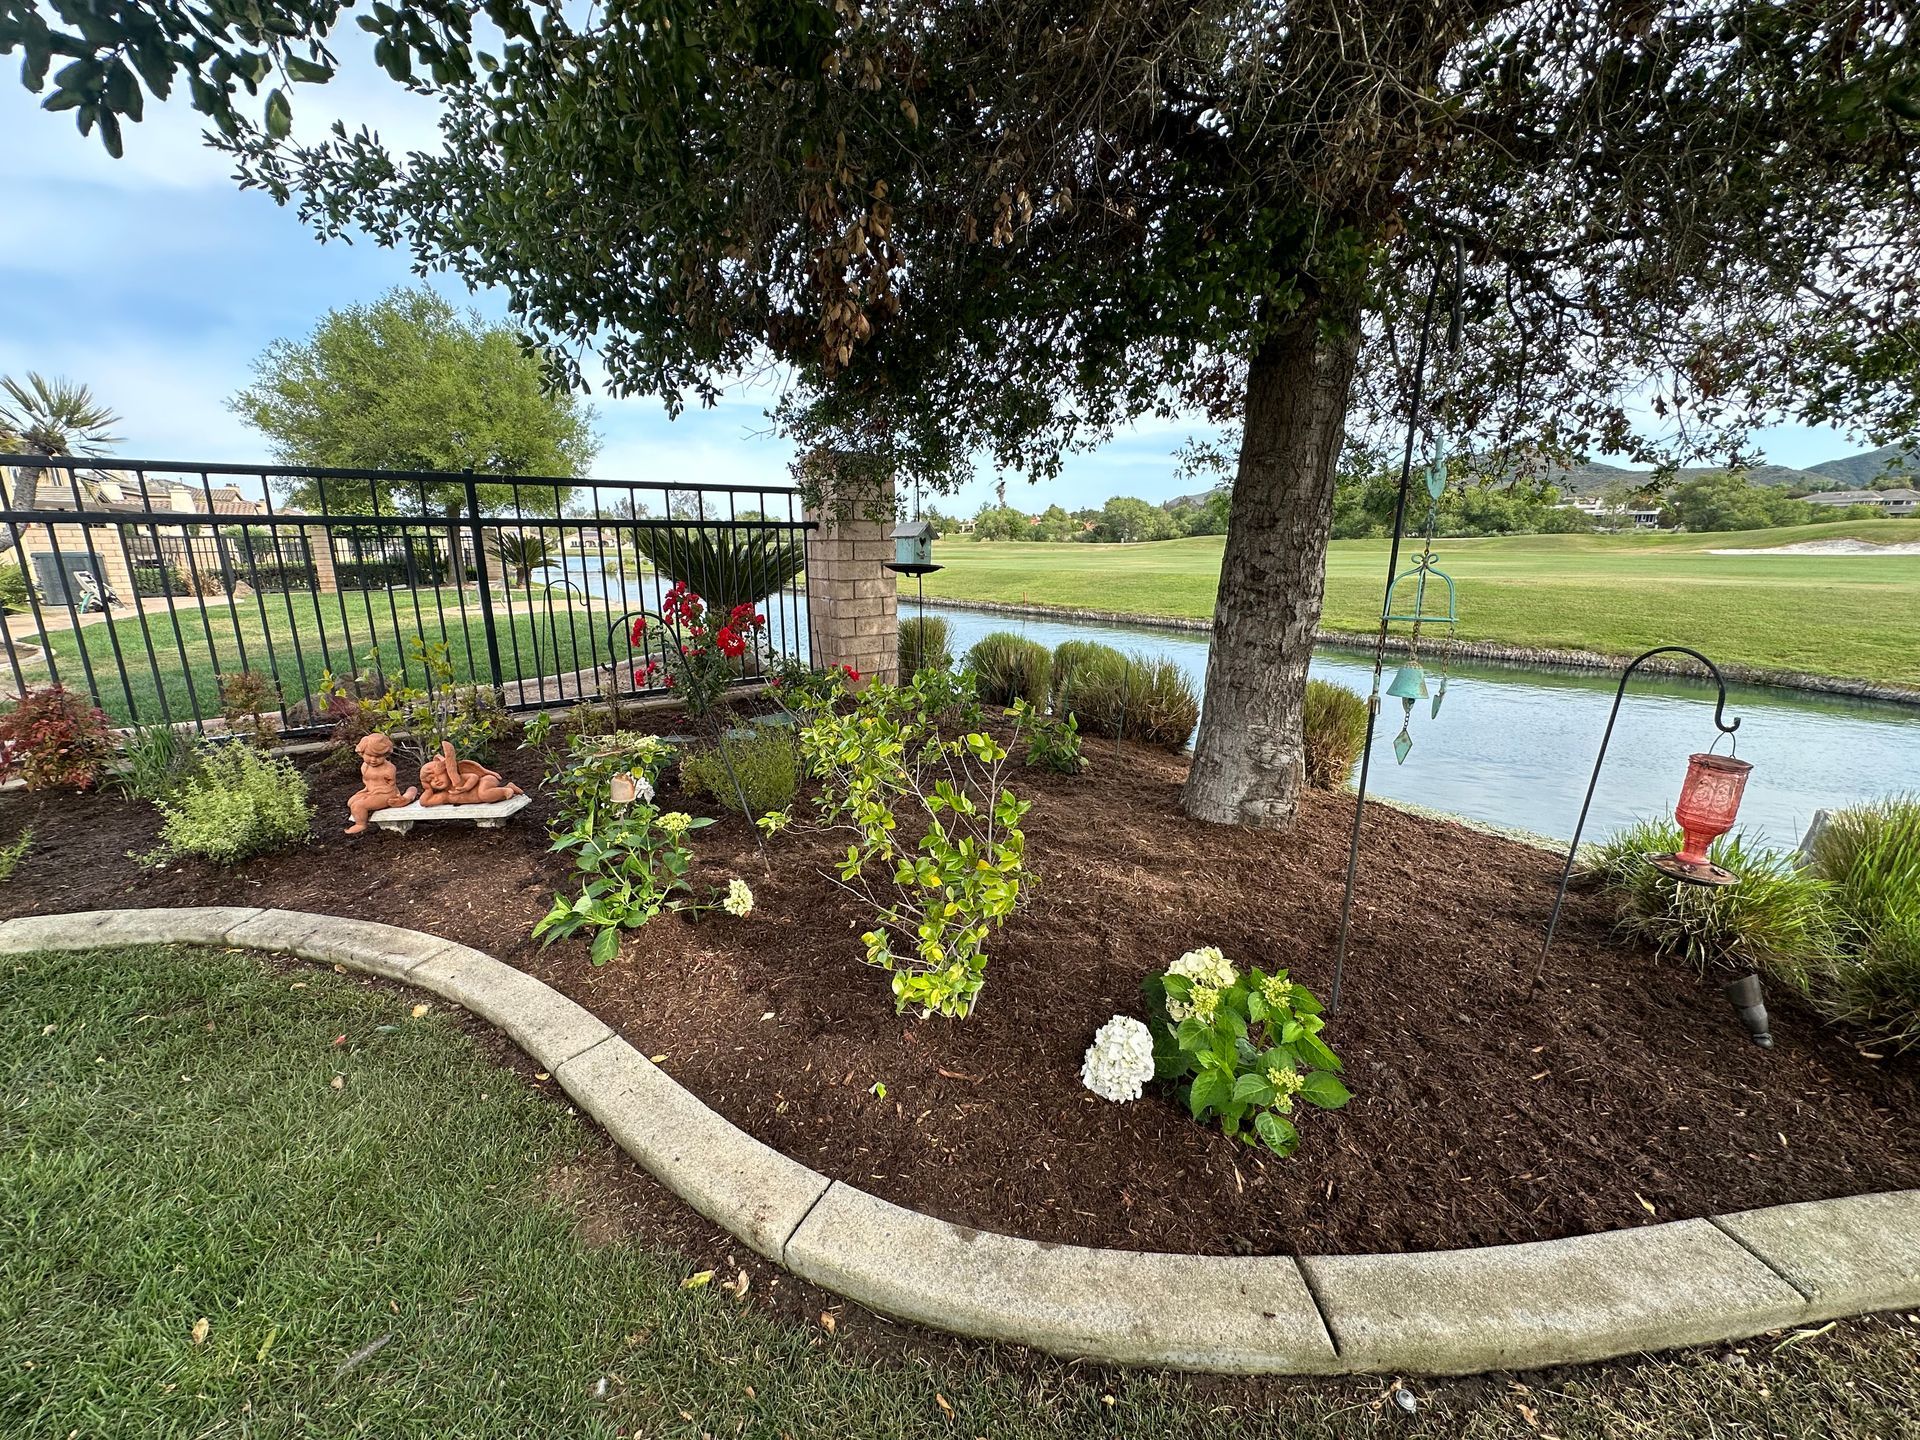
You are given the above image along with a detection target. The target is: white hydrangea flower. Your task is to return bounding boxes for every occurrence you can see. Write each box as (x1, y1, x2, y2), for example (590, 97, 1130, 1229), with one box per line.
(1165, 945, 1238, 1021)
(1080, 1015, 1156, 1103)
(722, 878, 754, 917)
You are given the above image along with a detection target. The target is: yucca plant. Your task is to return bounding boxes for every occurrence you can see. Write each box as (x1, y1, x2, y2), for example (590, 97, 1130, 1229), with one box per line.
(1804, 796, 1920, 1051)
(1585, 818, 1842, 980)
(1301, 679, 1369, 790)
(631, 524, 805, 614)
(899, 615, 951, 674)
(965, 631, 1050, 707)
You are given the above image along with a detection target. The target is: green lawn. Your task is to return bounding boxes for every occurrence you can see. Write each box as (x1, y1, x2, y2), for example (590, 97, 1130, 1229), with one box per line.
(4, 943, 1917, 1439)
(17, 587, 617, 725)
(921, 519, 1920, 687)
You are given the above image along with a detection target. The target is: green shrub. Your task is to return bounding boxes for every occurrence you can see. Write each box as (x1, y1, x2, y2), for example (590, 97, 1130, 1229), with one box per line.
(1049, 639, 1125, 706)
(1302, 680, 1368, 790)
(680, 727, 799, 815)
(109, 723, 199, 802)
(0, 563, 31, 614)
(898, 615, 952, 674)
(1056, 652, 1199, 751)
(965, 631, 1050, 707)
(146, 744, 314, 866)
(1587, 818, 1841, 978)
(1804, 797, 1920, 1051)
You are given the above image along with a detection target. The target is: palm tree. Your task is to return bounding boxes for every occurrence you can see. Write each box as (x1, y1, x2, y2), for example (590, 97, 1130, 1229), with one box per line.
(0, 373, 123, 560)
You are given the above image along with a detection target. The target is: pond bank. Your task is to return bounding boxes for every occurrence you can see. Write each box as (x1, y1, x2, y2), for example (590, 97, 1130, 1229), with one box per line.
(925, 596, 1920, 708)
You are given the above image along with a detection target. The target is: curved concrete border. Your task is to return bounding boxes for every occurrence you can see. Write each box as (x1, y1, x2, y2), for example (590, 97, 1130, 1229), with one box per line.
(6, 906, 1917, 1376)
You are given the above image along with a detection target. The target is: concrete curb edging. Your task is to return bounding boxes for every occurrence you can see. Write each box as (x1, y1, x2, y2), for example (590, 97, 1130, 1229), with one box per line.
(7, 906, 1917, 1377)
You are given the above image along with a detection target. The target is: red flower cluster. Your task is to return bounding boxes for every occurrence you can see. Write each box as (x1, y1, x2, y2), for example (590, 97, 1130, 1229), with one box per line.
(631, 657, 662, 686)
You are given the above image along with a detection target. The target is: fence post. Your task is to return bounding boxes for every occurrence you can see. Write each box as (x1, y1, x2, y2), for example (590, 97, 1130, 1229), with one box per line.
(465, 470, 507, 694)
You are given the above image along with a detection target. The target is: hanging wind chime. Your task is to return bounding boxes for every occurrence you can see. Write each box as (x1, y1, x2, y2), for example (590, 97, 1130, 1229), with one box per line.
(1380, 434, 1461, 764)
(1330, 241, 1464, 1011)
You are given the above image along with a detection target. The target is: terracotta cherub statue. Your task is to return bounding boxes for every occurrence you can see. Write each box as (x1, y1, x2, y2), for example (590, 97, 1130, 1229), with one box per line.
(346, 732, 418, 835)
(418, 741, 524, 807)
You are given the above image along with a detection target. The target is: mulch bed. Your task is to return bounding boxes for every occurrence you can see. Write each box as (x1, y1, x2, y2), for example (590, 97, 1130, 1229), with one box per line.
(4, 713, 1916, 1259)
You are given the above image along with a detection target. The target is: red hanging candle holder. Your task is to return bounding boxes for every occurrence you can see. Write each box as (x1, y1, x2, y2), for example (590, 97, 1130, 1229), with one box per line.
(1649, 751, 1752, 887)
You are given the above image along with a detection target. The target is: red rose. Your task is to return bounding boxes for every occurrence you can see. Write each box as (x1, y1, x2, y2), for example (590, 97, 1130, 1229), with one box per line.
(629, 615, 647, 644)
(841, 664, 861, 682)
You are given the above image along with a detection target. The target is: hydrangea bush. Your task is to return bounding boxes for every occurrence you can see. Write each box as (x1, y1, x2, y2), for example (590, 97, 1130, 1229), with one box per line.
(1143, 946, 1350, 1156)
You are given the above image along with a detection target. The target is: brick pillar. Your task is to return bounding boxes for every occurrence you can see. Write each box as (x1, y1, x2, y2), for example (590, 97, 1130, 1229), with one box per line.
(803, 466, 898, 686)
(304, 526, 339, 594)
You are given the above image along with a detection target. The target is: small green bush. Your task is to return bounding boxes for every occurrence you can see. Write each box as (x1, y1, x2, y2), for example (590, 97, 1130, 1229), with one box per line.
(0, 563, 31, 614)
(966, 632, 1050, 707)
(898, 616, 952, 674)
(1804, 796, 1920, 1051)
(680, 727, 799, 815)
(1302, 680, 1368, 790)
(1050, 639, 1125, 707)
(1587, 818, 1841, 978)
(1056, 652, 1200, 751)
(1009, 698, 1085, 775)
(147, 744, 314, 866)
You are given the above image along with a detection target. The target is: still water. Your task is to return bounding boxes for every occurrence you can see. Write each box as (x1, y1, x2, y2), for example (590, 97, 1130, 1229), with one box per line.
(925, 604, 1920, 850)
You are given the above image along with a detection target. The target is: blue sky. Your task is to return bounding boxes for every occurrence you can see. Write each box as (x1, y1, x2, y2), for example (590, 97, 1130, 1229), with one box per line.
(0, 48, 1861, 515)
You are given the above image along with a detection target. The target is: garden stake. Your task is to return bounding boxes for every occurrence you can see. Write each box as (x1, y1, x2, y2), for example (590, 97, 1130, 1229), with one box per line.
(1332, 242, 1459, 1011)
(1528, 645, 1749, 1003)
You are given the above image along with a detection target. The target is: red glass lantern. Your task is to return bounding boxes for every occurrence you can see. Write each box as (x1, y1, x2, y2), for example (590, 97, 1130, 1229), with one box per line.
(1649, 752, 1752, 886)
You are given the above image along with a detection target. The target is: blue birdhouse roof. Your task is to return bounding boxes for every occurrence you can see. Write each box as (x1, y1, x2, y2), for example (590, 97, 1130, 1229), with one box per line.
(891, 520, 935, 540)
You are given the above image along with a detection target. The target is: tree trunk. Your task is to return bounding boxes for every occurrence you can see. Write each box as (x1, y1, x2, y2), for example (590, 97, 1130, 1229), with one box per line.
(1182, 308, 1362, 829)
(0, 465, 46, 562)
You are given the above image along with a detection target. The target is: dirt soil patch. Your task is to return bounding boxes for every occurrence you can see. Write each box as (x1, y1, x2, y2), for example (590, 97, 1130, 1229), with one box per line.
(3, 716, 1915, 1257)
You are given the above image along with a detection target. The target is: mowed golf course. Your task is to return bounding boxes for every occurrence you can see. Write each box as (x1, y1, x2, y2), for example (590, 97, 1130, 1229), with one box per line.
(919, 518, 1920, 688)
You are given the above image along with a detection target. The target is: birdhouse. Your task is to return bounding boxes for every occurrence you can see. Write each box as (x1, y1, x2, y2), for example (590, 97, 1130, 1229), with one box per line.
(887, 519, 940, 575)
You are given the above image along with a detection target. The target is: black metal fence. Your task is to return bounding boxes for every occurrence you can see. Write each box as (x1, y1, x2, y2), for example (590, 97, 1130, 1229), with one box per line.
(0, 455, 814, 735)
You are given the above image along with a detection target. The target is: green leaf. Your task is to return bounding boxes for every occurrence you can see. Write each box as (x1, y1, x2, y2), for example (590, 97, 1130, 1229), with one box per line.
(264, 87, 292, 138)
(1300, 1072, 1352, 1110)
(589, 925, 621, 966)
(1231, 1072, 1274, 1106)
(1188, 1068, 1232, 1119)
(1254, 1111, 1299, 1157)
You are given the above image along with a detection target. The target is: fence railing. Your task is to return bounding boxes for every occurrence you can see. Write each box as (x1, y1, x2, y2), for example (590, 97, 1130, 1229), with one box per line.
(0, 455, 814, 736)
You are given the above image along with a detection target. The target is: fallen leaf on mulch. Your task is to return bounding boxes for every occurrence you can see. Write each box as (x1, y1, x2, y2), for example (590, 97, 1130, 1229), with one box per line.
(681, 1270, 714, 1290)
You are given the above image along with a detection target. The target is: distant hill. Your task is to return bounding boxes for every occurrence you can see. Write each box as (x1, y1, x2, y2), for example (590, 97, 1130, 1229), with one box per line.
(1806, 445, 1917, 488)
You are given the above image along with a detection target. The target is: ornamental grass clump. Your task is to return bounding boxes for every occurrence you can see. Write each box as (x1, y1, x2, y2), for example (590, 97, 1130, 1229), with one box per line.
(1055, 652, 1199, 751)
(146, 744, 313, 866)
(1802, 796, 1920, 1052)
(898, 615, 952, 674)
(1049, 639, 1124, 706)
(1586, 818, 1841, 980)
(965, 631, 1050, 707)
(1142, 946, 1348, 1156)
(1302, 679, 1368, 790)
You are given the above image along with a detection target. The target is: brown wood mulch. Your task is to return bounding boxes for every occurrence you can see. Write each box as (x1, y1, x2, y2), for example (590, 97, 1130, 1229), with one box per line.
(3, 717, 1914, 1259)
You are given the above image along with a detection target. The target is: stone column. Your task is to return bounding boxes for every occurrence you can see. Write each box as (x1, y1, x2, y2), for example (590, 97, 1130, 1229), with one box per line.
(803, 463, 898, 686)
(304, 526, 339, 594)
